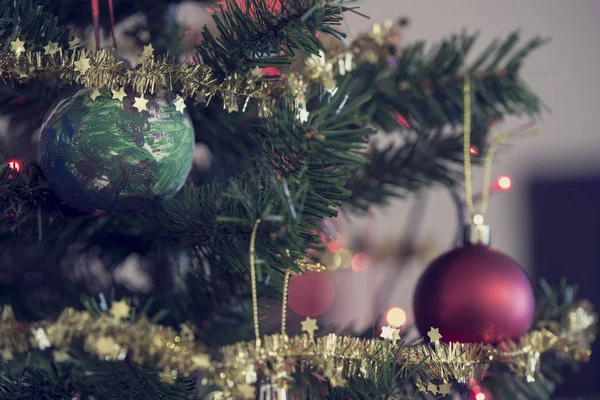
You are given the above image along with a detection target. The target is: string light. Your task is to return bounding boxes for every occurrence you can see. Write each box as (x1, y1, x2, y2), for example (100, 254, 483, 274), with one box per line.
(351, 252, 370, 272)
(496, 175, 512, 190)
(327, 238, 345, 254)
(386, 307, 407, 327)
(469, 146, 479, 156)
(471, 383, 486, 400)
(7, 159, 21, 173)
(395, 112, 410, 128)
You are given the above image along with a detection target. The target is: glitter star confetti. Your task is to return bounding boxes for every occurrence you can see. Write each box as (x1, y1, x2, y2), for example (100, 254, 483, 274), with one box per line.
(74, 57, 91, 74)
(33, 328, 51, 350)
(158, 367, 176, 384)
(109, 300, 131, 320)
(427, 382, 439, 395)
(43, 41, 60, 55)
(10, 39, 26, 55)
(380, 325, 399, 341)
(69, 37, 82, 49)
(89, 88, 101, 100)
(428, 327, 442, 344)
(301, 317, 319, 337)
(174, 95, 186, 113)
(251, 67, 262, 78)
(191, 353, 210, 369)
(1, 348, 14, 361)
(438, 382, 452, 395)
(133, 96, 149, 112)
(112, 87, 127, 102)
(53, 350, 70, 363)
(142, 44, 154, 57)
(238, 384, 255, 399)
(95, 336, 118, 358)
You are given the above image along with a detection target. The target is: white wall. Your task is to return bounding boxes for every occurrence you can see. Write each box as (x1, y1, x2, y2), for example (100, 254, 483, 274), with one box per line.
(327, 0, 600, 331)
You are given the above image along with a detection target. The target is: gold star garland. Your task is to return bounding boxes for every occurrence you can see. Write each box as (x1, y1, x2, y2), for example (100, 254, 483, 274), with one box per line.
(0, 21, 399, 118)
(0, 48, 277, 113)
(0, 300, 596, 397)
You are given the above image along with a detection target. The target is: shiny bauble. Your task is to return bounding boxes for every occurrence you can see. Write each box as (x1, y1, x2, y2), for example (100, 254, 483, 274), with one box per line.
(413, 243, 535, 344)
(288, 271, 335, 317)
(40, 89, 194, 212)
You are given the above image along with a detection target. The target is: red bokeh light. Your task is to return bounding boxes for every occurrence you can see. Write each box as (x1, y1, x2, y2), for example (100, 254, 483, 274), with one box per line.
(395, 113, 409, 128)
(497, 175, 512, 190)
(351, 252, 370, 272)
(7, 159, 21, 173)
(471, 383, 486, 400)
(386, 307, 407, 327)
(260, 67, 281, 77)
(327, 238, 345, 254)
(470, 146, 478, 156)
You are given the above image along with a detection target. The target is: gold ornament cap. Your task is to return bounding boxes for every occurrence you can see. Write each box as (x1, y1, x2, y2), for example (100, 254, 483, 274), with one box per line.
(464, 214, 490, 246)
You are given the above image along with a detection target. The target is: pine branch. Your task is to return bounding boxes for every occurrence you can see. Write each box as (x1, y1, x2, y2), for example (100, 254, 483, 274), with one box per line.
(0, 0, 68, 51)
(344, 31, 547, 207)
(197, 0, 354, 71)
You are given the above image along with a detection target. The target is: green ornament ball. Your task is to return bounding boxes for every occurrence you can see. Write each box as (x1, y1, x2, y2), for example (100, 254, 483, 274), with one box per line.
(40, 89, 195, 212)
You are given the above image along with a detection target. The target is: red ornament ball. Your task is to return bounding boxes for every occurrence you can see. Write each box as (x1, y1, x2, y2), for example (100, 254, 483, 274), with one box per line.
(413, 244, 535, 344)
(288, 271, 335, 317)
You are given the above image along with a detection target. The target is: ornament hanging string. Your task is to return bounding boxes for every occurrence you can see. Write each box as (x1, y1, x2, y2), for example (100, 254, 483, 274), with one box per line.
(91, 0, 118, 50)
(249, 219, 262, 344)
(479, 125, 540, 215)
(463, 77, 475, 217)
(281, 270, 291, 334)
(462, 77, 540, 219)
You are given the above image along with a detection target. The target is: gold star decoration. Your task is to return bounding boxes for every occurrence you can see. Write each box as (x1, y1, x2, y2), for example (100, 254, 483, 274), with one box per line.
(33, 327, 52, 350)
(191, 353, 210, 369)
(89, 88, 101, 100)
(112, 87, 127, 102)
(109, 300, 131, 320)
(158, 367, 176, 384)
(301, 317, 319, 337)
(142, 44, 154, 57)
(69, 37, 81, 49)
(173, 95, 186, 113)
(427, 327, 442, 344)
(238, 384, 255, 399)
(53, 350, 70, 363)
(1, 348, 14, 361)
(438, 382, 452, 396)
(74, 57, 91, 74)
(427, 382, 439, 395)
(95, 336, 119, 358)
(43, 41, 60, 55)
(250, 66, 262, 78)
(11, 38, 26, 55)
(380, 325, 400, 341)
(133, 96, 149, 113)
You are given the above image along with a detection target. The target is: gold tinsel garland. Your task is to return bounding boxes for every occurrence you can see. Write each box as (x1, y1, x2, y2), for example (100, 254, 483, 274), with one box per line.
(0, 301, 596, 398)
(0, 48, 279, 114)
(1, 20, 398, 118)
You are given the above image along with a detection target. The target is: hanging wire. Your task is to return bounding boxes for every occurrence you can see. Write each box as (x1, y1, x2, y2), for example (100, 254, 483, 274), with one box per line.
(249, 219, 262, 344)
(281, 270, 291, 335)
(462, 77, 474, 216)
(462, 77, 539, 220)
(480, 127, 540, 216)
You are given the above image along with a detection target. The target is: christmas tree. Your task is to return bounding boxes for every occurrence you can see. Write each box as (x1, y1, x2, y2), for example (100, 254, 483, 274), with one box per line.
(0, 0, 596, 399)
